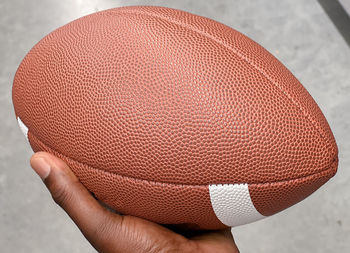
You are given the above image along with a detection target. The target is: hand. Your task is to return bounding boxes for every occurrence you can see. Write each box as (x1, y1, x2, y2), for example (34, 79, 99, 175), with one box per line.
(30, 152, 239, 253)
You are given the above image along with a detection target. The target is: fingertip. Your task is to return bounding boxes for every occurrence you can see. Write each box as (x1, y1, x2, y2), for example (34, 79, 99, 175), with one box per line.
(30, 152, 61, 171)
(30, 152, 74, 182)
(30, 151, 49, 165)
(30, 154, 51, 180)
(31, 152, 77, 179)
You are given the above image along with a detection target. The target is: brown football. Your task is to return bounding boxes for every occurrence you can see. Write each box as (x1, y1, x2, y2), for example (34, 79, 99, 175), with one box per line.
(12, 6, 338, 229)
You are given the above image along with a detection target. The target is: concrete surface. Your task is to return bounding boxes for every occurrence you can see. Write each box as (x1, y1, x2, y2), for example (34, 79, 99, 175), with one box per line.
(1, 0, 349, 252)
(340, 0, 350, 14)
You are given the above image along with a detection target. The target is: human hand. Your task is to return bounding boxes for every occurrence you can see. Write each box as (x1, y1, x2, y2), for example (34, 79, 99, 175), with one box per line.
(30, 152, 239, 253)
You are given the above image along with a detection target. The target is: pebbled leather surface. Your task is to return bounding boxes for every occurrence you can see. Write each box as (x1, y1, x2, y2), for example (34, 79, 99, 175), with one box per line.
(12, 6, 338, 228)
(28, 130, 226, 230)
(249, 157, 338, 216)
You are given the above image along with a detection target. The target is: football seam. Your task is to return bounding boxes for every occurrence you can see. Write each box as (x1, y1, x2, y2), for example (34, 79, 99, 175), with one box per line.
(115, 7, 332, 149)
(28, 128, 337, 187)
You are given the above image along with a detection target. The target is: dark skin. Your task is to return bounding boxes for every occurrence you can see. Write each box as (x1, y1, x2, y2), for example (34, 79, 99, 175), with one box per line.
(30, 152, 239, 253)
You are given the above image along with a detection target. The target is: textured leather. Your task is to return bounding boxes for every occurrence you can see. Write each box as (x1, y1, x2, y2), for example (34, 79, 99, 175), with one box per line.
(12, 6, 338, 229)
(28, 130, 226, 230)
(249, 158, 338, 216)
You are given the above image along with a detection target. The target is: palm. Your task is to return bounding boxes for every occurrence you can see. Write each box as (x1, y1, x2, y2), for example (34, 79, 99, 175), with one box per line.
(30, 152, 239, 253)
(106, 215, 239, 253)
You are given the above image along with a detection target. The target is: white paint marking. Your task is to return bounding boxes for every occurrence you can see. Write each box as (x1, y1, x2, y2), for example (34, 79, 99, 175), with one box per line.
(209, 183, 265, 227)
(17, 117, 28, 141)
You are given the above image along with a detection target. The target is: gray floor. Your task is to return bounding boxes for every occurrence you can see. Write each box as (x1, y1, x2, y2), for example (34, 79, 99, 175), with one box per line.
(1, 0, 349, 252)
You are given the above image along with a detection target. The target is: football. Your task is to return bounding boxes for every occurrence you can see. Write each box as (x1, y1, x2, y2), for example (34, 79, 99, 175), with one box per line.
(12, 6, 338, 229)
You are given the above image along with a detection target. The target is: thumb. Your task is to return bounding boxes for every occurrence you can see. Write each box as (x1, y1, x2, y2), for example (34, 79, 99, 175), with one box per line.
(30, 152, 99, 213)
(30, 152, 125, 252)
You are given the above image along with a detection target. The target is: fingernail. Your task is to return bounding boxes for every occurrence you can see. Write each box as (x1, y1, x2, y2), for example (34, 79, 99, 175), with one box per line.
(32, 157, 51, 180)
